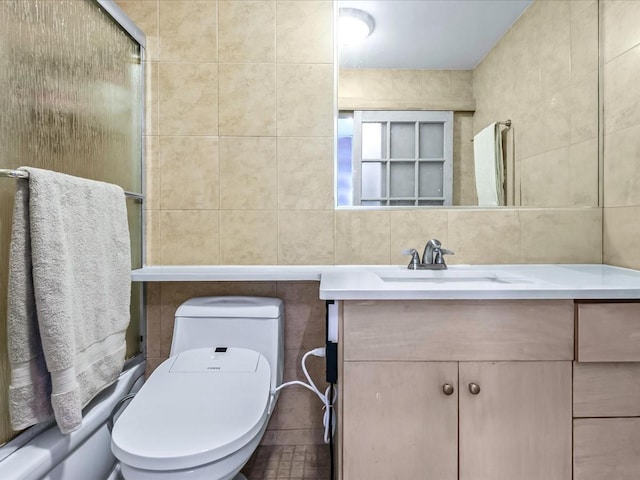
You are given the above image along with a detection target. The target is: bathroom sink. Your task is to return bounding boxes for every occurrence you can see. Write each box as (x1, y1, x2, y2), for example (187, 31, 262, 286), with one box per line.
(376, 269, 532, 286)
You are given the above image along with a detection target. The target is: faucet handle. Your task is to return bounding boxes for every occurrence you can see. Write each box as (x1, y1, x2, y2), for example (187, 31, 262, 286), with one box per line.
(401, 249, 421, 269)
(434, 248, 455, 265)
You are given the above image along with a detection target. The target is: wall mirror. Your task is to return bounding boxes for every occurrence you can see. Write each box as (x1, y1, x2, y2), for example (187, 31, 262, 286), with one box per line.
(336, 0, 599, 208)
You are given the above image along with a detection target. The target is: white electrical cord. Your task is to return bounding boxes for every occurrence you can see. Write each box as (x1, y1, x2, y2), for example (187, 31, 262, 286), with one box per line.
(273, 347, 336, 443)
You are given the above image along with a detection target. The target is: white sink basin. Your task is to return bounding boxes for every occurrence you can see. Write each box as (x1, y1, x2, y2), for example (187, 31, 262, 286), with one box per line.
(376, 268, 533, 285)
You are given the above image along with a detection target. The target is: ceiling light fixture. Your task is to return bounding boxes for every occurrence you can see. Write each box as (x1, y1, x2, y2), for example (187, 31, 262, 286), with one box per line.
(339, 8, 375, 46)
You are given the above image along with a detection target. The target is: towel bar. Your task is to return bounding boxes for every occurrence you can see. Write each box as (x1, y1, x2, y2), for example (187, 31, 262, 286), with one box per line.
(0, 168, 29, 179)
(470, 119, 512, 142)
(1, 168, 144, 201)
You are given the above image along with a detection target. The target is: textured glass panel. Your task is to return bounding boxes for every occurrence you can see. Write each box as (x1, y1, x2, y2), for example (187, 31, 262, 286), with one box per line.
(419, 162, 444, 197)
(390, 200, 415, 206)
(362, 162, 386, 198)
(362, 122, 385, 159)
(390, 162, 415, 197)
(419, 123, 445, 158)
(390, 122, 415, 159)
(0, 0, 143, 444)
(0, 0, 143, 193)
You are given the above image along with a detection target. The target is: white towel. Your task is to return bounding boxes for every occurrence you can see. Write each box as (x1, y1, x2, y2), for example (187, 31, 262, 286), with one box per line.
(473, 123, 505, 206)
(8, 167, 131, 434)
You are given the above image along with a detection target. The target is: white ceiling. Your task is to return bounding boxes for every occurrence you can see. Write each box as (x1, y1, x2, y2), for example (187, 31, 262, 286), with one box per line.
(339, 0, 533, 70)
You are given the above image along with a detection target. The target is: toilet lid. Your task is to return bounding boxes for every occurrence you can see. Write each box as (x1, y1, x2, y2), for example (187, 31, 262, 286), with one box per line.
(111, 348, 271, 471)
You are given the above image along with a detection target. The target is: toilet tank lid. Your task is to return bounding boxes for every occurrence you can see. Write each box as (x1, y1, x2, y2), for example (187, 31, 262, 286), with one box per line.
(175, 296, 283, 319)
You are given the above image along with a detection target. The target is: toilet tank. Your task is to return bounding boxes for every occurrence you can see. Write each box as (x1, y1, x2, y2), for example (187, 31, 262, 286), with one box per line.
(171, 296, 285, 389)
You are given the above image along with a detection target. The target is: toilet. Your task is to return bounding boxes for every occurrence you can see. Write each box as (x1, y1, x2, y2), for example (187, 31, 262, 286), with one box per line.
(111, 296, 284, 480)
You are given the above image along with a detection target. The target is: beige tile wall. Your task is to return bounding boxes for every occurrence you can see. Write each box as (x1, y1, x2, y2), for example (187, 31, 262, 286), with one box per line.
(602, 0, 640, 270)
(117, 0, 604, 447)
(473, 0, 599, 208)
(126, 0, 336, 267)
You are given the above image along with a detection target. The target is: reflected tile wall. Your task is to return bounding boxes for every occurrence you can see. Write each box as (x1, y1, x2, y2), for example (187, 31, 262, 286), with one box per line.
(473, 0, 599, 208)
(338, 68, 476, 111)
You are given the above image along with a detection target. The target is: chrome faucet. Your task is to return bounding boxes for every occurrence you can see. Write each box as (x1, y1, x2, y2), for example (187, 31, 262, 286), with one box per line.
(402, 239, 454, 270)
(423, 239, 454, 266)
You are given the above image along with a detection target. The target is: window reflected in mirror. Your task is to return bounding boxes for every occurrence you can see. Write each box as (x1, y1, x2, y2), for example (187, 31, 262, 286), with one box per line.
(339, 111, 453, 206)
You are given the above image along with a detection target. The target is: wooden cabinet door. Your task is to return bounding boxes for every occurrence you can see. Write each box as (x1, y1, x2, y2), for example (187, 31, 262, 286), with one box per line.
(342, 361, 458, 480)
(459, 361, 572, 480)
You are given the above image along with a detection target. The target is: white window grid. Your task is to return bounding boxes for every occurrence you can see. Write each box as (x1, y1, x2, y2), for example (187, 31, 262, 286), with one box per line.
(352, 110, 454, 206)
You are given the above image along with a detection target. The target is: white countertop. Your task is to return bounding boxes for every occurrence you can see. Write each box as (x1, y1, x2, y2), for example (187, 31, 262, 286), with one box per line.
(131, 264, 640, 300)
(131, 265, 337, 282)
(319, 264, 640, 300)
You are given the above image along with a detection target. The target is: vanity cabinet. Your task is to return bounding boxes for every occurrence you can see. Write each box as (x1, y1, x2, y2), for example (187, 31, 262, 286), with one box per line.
(339, 300, 574, 480)
(343, 360, 571, 480)
(573, 302, 640, 480)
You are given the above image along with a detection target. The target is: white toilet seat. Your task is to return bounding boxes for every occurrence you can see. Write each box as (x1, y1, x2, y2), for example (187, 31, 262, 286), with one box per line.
(111, 348, 271, 472)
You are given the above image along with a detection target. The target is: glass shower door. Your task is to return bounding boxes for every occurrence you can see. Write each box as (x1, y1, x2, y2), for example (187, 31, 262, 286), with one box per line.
(0, 0, 144, 445)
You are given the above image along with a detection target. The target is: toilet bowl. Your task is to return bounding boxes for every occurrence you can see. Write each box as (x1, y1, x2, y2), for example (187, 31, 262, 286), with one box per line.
(111, 297, 284, 480)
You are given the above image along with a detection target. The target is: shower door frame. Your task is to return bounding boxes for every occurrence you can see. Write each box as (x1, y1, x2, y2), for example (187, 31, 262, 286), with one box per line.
(95, 0, 148, 364)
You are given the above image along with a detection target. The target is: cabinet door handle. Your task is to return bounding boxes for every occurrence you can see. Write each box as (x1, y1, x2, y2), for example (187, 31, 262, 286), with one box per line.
(442, 383, 455, 396)
(468, 383, 481, 395)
